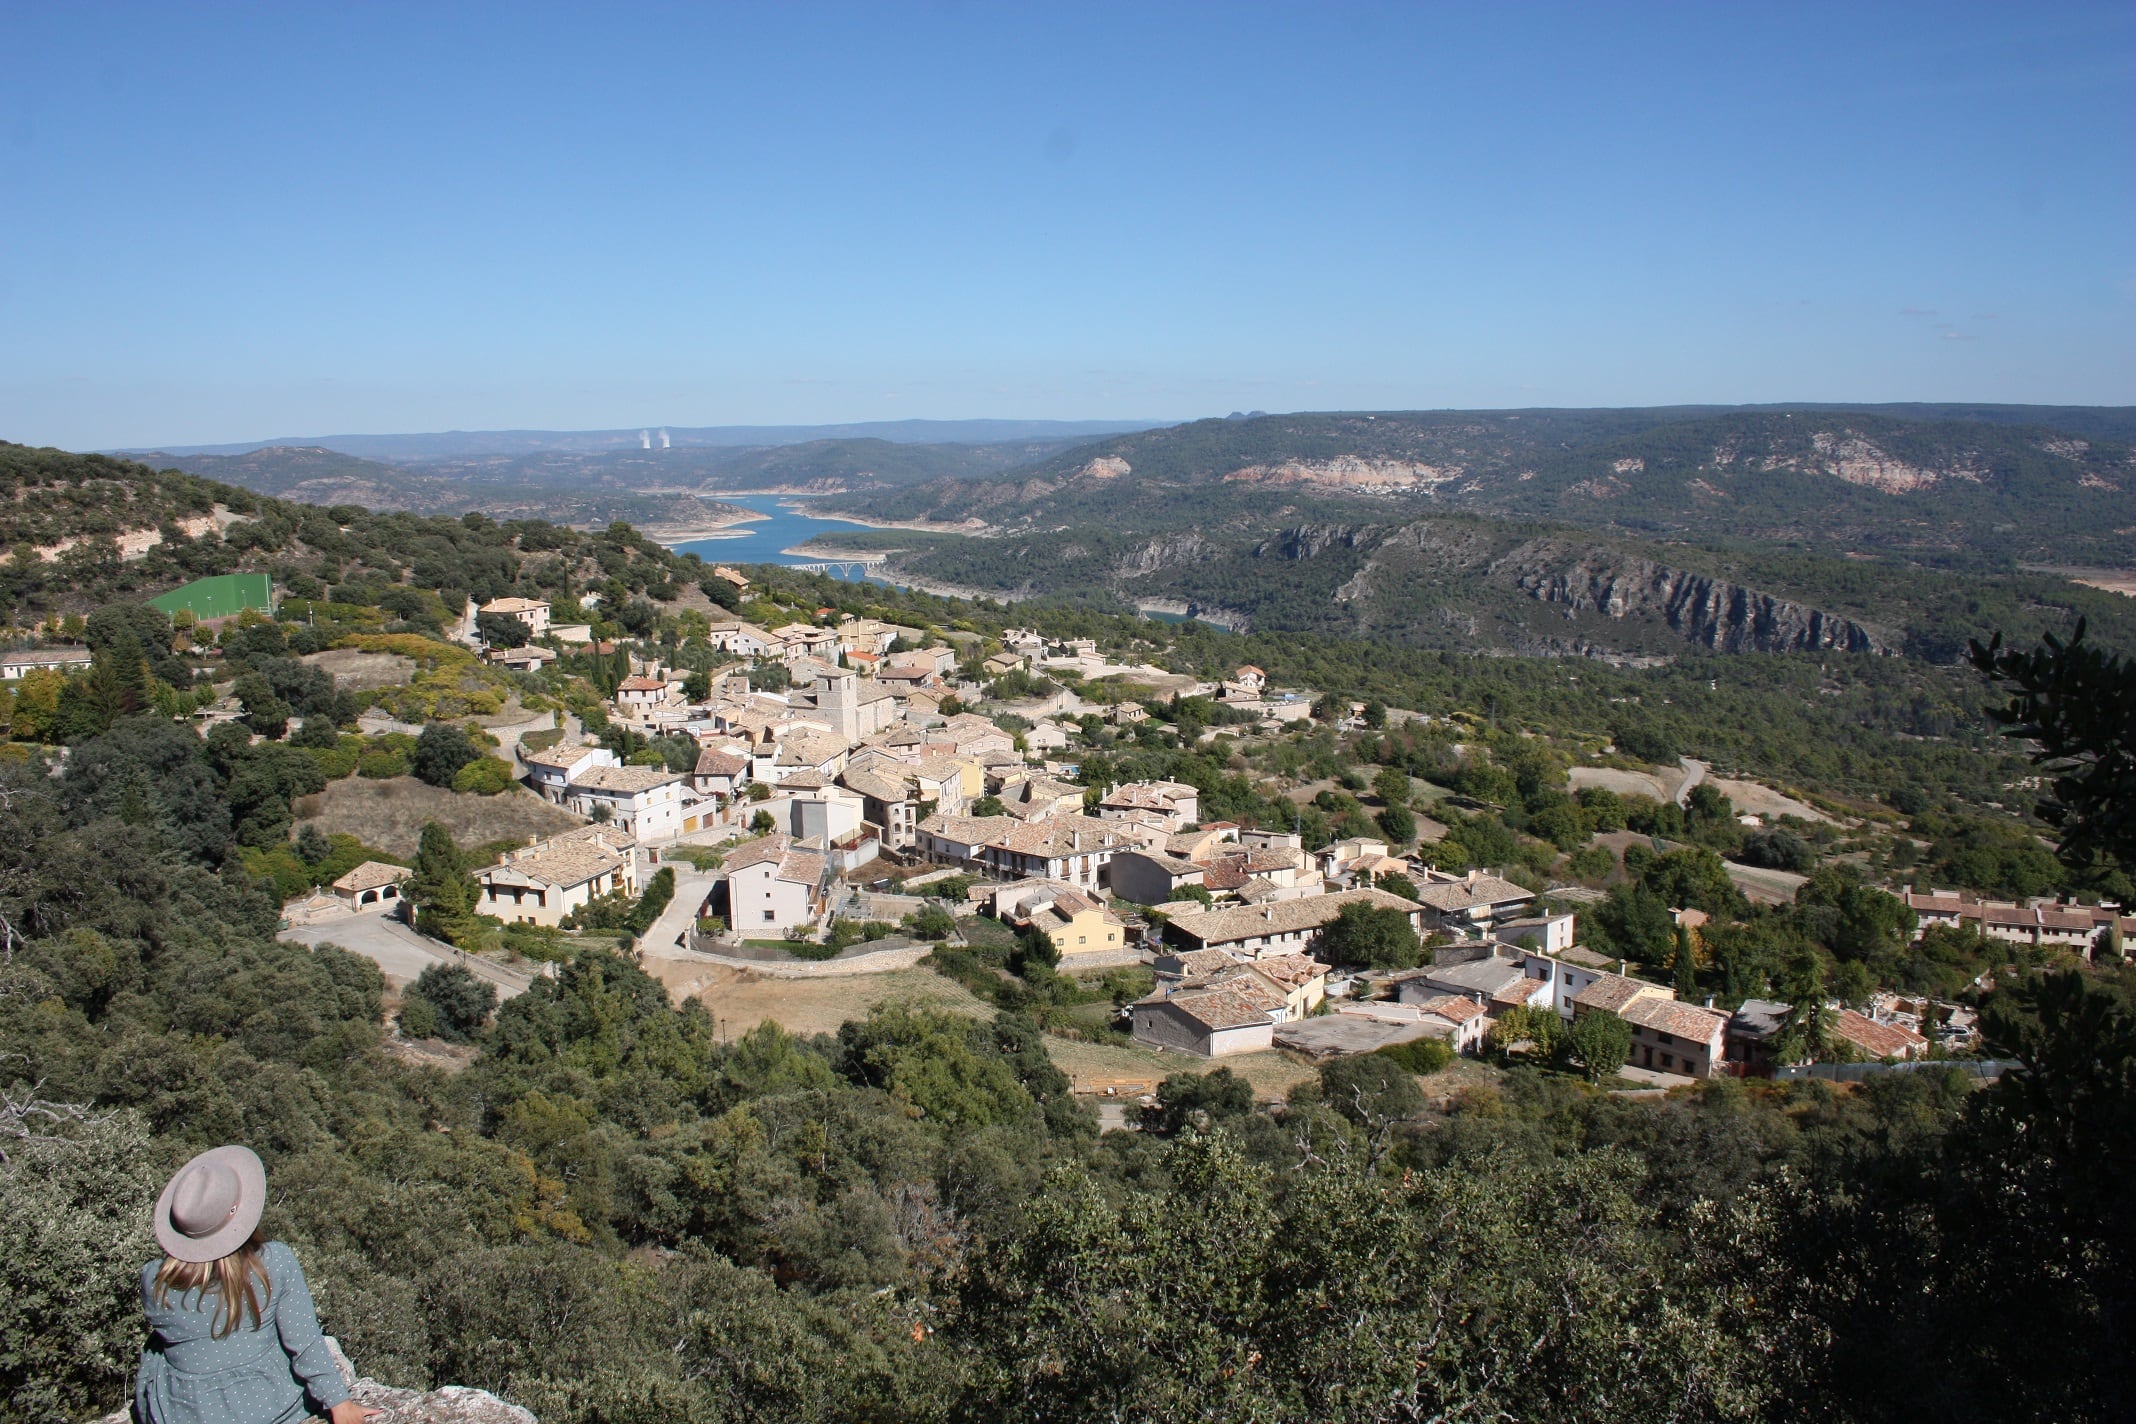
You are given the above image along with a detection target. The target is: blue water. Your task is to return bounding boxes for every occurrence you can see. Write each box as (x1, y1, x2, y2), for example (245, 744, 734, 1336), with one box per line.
(665, 495, 898, 584)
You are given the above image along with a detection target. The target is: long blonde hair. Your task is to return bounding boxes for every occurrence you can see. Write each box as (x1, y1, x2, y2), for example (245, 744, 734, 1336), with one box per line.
(152, 1228, 272, 1338)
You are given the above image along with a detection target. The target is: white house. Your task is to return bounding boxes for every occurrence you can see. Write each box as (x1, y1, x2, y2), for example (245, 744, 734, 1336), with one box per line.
(1131, 982, 1282, 1057)
(0, 646, 94, 680)
(564, 765, 697, 841)
(1097, 780, 1201, 830)
(1161, 887, 1424, 961)
(520, 741, 618, 803)
(476, 826, 639, 928)
(478, 596, 550, 638)
(717, 834, 829, 935)
(330, 861, 411, 911)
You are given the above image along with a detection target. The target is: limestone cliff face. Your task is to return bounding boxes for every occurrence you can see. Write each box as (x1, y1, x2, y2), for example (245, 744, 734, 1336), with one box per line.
(1115, 533, 1213, 577)
(1502, 548, 1887, 654)
(1253, 525, 1373, 561)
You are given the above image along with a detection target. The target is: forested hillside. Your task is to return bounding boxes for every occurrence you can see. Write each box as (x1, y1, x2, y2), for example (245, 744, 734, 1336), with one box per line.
(804, 405, 2136, 662)
(4, 436, 2135, 1422)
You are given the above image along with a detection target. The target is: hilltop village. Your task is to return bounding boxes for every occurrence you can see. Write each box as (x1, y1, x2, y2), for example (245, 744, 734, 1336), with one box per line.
(8, 545, 2108, 1098)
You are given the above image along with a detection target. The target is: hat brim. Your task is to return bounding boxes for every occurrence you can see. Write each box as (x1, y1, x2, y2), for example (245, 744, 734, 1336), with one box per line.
(155, 1146, 267, 1263)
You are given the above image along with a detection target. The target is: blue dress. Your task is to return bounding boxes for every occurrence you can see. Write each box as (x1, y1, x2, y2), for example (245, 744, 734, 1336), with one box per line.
(135, 1241, 351, 1424)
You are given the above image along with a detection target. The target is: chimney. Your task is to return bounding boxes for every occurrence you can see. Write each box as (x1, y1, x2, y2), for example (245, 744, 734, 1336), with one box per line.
(1704, 995, 1716, 1009)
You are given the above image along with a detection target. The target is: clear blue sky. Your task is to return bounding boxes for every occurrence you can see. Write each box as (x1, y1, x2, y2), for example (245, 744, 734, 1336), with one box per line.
(2, 2, 2131, 449)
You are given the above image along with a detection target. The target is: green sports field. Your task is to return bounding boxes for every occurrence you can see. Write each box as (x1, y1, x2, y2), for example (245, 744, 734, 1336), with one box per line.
(149, 572, 274, 622)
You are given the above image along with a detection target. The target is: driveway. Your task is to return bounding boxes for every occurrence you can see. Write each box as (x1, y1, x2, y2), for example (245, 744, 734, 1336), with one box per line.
(282, 912, 535, 999)
(637, 868, 720, 957)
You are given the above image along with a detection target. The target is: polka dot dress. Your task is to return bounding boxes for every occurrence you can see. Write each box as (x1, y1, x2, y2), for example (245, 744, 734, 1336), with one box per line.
(135, 1242, 351, 1424)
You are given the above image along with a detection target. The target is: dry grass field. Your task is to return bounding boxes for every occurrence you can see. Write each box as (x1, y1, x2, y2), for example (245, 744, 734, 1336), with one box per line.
(302, 648, 416, 691)
(295, 776, 580, 858)
(645, 962, 995, 1039)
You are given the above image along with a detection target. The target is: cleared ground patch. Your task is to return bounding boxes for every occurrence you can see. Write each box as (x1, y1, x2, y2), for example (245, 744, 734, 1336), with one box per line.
(302, 648, 416, 691)
(644, 962, 994, 1038)
(1042, 1034, 1321, 1101)
(1707, 776, 1835, 824)
(295, 776, 580, 858)
(1567, 765, 1677, 801)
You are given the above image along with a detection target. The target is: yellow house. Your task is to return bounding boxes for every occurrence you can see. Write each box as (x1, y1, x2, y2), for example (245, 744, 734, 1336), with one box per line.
(990, 879, 1128, 958)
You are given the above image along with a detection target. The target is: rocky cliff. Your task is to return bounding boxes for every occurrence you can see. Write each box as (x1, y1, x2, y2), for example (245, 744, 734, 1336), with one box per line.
(1502, 547, 1888, 654)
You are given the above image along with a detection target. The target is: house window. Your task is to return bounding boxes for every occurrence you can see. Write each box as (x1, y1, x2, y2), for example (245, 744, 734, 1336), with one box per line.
(1659, 1032, 1674, 1045)
(763, 910, 777, 922)
(1661, 1053, 1674, 1069)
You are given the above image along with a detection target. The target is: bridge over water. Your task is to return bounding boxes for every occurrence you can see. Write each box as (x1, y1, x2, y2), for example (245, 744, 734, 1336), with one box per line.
(783, 551, 891, 579)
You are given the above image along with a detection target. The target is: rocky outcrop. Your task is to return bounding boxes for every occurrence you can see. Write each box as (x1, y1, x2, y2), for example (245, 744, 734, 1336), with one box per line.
(1503, 548, 1887, 654)
(1253, 524, 1374, 561)
(1115, 533, 1212, 577)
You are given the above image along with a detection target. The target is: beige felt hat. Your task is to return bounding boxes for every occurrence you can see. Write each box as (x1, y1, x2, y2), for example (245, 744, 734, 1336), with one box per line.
(155, 1146, 267, 1263)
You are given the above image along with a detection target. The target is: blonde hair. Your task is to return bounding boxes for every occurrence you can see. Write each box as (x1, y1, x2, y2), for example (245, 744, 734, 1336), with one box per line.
(153, 1228, 272, 1338)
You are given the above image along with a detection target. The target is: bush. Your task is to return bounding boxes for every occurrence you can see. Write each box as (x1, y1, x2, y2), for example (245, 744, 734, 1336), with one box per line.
(0, 1110, 158, 1423)
(358, 745, 410, 779)
(625, 867, 676, 935)
(1376, 1036, 1454, 1075)
(452, 755, 516, 795)
(403, 962, 497, 1043)
(413, 722, 480, 788)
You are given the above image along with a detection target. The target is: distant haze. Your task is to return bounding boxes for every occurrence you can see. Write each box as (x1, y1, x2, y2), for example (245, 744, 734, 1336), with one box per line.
(117, 418, 1174, 462)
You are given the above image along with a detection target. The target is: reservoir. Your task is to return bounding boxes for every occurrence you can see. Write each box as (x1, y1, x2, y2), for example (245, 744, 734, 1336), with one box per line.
(664, 495, 895, 582)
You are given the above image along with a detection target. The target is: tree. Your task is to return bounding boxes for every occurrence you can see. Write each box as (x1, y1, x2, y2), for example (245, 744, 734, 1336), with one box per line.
(1972, 619, 2136, 875)
(1144, 1067, 1255, 1135)
(408, 821, 480, 945)
(1673, 922, 1699, 999)
(294, 821, 332, 865)
(1567, 1010, 1632, 1084)
(1372, 766, 1410, 807)
(970, 795, 1006, 817)
(413, 721, 480, 787)
(475, 610, 531, 648)
(404, 962, 498, 1042)
(1375, 803, 1417, 845)
(1318, 1053, 1424, 1130)
(1315, 900, 1421, 970)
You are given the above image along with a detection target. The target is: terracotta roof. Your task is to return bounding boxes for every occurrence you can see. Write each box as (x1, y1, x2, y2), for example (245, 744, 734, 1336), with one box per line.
(1144, 984, 1283, 1032)
(1619, 997, 1729, 1043)
(1160, 948, 1242, 977)
(1244, 952, 1329, 990)
(522, 741, 603, 770)
(1412, 875, 1533, 913)
(480, 596, 548, 613)
(332, 861, 409, 893)
(617, 675, 668, 692)
(487, 838, 627, 891)
(1571, 973, 1672, 1015)
(1415, 995, 1488, 1025)
(721, 834, 788, 873)
(694, 748, 747, 776)
(1167, 887, 1421, 949)
(575, 765, 682, 794)
(1832, 1010, 1929, 1060)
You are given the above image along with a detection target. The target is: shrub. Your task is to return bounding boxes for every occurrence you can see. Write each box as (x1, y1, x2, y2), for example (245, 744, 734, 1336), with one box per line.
(357, 745, 409, 779)
(403, 963, 497, 1043)
(1376, 1036, 1454, 1075)
(452, 756, 516, 795)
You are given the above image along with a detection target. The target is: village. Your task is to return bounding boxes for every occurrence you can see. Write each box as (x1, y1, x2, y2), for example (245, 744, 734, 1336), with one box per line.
(226, 573, 2105, 1104)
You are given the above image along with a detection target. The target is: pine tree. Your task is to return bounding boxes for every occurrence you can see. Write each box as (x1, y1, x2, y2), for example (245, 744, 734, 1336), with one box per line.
(1673, 922, 1699, 999)
(409, 821, 479, 945)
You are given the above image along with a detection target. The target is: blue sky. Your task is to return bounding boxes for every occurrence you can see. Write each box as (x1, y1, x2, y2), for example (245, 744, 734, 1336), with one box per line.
(2, 2, 2131, 449)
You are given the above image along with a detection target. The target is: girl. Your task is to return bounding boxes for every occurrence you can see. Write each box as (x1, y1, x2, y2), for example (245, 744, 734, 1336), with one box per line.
(136, 1146, 377, 1424)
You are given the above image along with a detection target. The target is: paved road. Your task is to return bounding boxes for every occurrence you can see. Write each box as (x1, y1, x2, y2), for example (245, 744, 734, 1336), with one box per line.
(281, 912, 535, 998)
(1672, 757, 1708, 807)
(637, 867, 720, 957)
